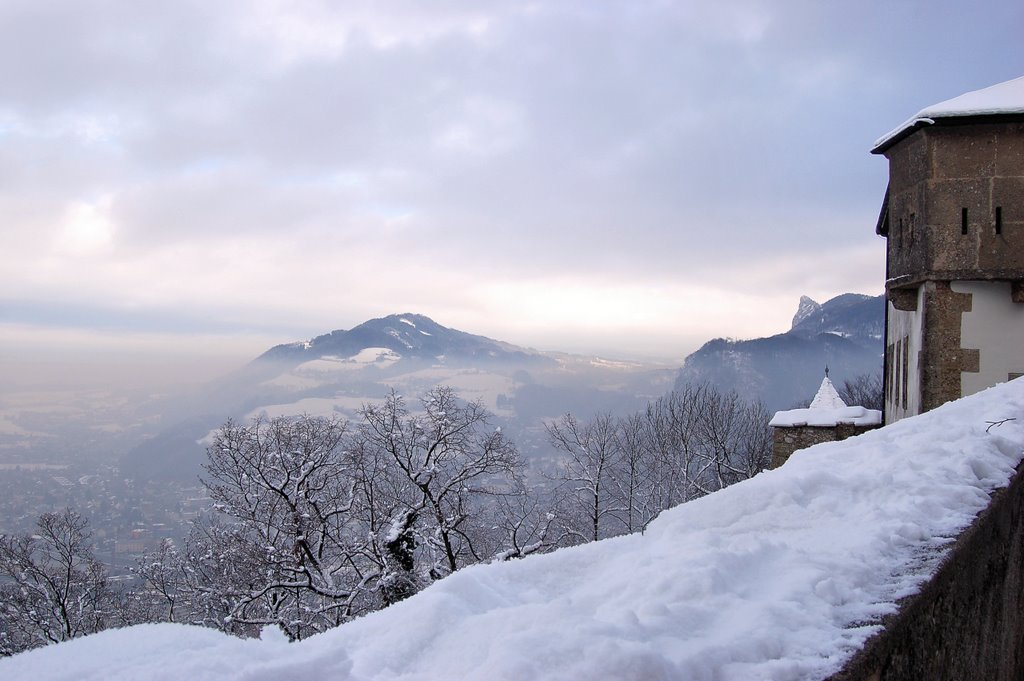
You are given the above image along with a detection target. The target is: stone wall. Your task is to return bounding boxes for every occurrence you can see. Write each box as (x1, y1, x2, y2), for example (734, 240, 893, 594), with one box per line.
(827, 458, 1024, 681)
(770, 424, 878, 469)
(918, 280, 976, 413)
(879, 119, 1024, 426)
(883, 120, 1024, 290)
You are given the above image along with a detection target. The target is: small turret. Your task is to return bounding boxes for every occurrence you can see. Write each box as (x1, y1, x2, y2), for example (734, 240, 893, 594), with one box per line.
(768, 371, 881, 468)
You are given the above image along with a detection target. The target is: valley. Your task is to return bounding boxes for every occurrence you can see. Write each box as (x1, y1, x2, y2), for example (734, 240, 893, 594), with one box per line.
(0, 296, 883, 578)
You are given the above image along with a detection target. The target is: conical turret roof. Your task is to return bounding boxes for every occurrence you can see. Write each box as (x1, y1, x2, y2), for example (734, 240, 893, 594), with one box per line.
(768, 372, 880, 428)
(809, 375, 847, 410)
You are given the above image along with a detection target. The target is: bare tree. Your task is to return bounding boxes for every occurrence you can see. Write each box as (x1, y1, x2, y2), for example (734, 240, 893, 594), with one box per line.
(134, 538, 195, 626)
(545, 383, 772, 546)
(488, 484, 563, 561)
(0, 509, 117, 655)
(197, 414, 375, 639)
(358, 387, 524, 584)
(134, 390, 531, 638)
(176, 514, 270, 636)
(693, 387, 772, 490)
(613, 413, 661, 533)
(1, 383, 773, 652)
(345, 433, 417, 607)
(546, 412, 627, 543)
(840, 372, 884, 411)
(642, 385, 714, 506)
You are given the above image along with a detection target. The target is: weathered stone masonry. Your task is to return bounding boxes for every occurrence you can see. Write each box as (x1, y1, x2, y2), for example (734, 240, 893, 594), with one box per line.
(827, 458, 1024, 681)
(833, 79, 1024, 679)
(770, 424, 876, 470)
(877, 118, 1024, 423)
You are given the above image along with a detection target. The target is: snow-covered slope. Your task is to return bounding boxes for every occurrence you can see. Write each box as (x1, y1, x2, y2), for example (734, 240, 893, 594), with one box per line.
(6, 379, 1024, 681)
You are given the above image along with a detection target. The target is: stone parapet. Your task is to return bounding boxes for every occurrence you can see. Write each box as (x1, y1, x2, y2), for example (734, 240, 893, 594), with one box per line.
(827, 458, 1024, 681)
(770, 423, 879, 469)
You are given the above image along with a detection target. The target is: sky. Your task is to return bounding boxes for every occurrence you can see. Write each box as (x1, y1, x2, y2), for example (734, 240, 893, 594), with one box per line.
(3, 0, 1023, 387)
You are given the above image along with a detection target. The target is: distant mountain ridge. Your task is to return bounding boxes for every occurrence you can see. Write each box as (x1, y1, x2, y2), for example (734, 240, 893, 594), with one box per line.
(788, 293, 884, 343)
(120, 303, 883, 482)
(122, 313, 674, 481)
(791, 295, 822, 328)
(257, 313, 552, 368)
(675, 293, 884, 413)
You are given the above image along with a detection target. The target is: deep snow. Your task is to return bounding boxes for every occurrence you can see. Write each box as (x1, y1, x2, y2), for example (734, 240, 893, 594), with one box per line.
(4, 379, 1023, 681)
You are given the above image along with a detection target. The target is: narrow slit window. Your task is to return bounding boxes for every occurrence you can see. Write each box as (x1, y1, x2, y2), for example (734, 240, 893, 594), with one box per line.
(901, 337, 909, 411)
(961, 207, 969, 235)
(894, 340, 903, 410)
(885, 343, 894, 406)
(996, 206, 1003, 235)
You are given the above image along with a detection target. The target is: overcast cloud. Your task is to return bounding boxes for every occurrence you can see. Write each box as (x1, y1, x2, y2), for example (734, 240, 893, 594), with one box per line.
(3, 0, 1023, 376)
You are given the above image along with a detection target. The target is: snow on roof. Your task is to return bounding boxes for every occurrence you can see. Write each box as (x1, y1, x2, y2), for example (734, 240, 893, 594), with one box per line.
(768, 376, 880, 428)
(769, 405, 882, 428)
(4, 380, 1024, 681)
(873, 75, 1024, 152)
(810, 376, 846, 410)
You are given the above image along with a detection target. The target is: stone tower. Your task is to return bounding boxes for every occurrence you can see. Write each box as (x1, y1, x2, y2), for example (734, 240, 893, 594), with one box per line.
(873, 76, 1024, 423)
(768, 372, 881, 469)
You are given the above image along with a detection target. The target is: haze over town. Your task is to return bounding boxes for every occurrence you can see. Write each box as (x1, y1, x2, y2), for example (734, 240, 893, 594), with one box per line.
(3, 0, 1023, 394)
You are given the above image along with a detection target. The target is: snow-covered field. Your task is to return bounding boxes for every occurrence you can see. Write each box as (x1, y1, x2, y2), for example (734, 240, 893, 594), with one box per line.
(5, 379, 1024, 681)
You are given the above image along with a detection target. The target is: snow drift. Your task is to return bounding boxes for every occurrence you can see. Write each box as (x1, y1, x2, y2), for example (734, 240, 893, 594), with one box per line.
(4, 379, 1024, 681)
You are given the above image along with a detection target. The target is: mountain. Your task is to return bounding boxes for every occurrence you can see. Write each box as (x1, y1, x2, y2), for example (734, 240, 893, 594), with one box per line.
(121, 314, 677, 481)
(788, 293, 885, 344)
(791, 295, 822, 328)
(256, 313, 552, 369)
(119, 301, 884, 481)
(675, 293, 884, 413)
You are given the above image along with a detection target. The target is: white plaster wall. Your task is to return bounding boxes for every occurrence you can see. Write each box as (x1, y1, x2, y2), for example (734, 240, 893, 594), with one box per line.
(953, 281, 1024, 397)
(886, 290, 924, 423)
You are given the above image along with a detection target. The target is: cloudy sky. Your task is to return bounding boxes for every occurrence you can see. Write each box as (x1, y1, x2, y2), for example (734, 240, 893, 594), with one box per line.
(3, 1, 1023, 385)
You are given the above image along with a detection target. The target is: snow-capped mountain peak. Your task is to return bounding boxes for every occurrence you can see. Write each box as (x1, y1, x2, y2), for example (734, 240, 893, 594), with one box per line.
(254, 313, 550, 368)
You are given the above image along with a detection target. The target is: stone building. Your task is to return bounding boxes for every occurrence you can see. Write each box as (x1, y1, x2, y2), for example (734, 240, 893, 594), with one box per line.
(873, 76, 1024, 423)
(768, 373, 881, 469)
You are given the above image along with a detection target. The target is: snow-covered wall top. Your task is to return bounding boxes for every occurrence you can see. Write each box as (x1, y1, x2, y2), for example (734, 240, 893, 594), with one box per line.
(768, 376, 881, 427)
(873, 75, 1024, 152)
(4, 380, 1024, 681)
(769, 404, 881, 428)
